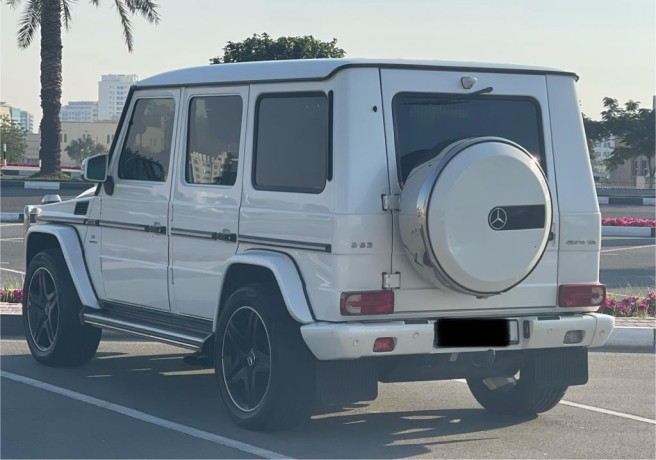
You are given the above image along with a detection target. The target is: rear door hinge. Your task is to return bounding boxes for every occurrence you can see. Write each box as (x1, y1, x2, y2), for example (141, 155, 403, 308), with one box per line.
(382, 272, 401, 289)
(382, 194, 400, 211)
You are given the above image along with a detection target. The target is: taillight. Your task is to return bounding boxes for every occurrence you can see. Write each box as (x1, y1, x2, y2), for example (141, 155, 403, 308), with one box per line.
(558, 284, 606, 308)
(340, 291, 394, 315)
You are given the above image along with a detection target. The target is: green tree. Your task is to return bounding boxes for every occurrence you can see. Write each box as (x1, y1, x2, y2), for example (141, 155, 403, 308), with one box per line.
(210, 32, 346, 64)
(65, 136, 107, 164)
(0, 116, 28, 162)
(601, 98, 655, 186)
(7, 0, 160, 177)
(582, 113, 606, 162)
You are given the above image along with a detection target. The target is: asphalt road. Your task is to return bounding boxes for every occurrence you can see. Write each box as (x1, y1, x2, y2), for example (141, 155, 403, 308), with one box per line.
(1, 339, 654, 459)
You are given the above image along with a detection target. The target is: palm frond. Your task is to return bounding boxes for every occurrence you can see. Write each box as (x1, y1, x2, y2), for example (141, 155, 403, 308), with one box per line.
(125, 0, 160, 24)
(113, 0, 134, 52)
(62, 0, 77, 31)
(7, 0, 24, 8)
(89, 0, 100, 6)
(16, 0, 41, 49)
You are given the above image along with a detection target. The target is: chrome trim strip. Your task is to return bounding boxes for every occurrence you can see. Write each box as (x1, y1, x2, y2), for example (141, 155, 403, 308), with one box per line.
(239, 234, 331, 253)
(98, 219, 147, 231)
(83, 312, 205, 351)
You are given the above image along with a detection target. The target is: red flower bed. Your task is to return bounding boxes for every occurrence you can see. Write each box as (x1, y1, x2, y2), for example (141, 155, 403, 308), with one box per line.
(602, 217, 656, 227)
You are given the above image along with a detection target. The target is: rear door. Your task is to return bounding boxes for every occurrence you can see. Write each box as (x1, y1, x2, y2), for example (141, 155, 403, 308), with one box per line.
(169, 87, 248, 319)
(380, 69, 559, 312)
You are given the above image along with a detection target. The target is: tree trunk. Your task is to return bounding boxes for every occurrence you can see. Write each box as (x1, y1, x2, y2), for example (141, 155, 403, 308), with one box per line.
(38, 0, 63, 176)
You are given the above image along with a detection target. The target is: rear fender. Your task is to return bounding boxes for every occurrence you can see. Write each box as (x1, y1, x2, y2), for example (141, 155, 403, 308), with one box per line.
(217, 250, 315, 331)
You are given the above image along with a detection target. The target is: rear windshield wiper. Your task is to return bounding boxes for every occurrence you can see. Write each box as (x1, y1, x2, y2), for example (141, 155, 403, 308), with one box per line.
(403, 86, 494, 105)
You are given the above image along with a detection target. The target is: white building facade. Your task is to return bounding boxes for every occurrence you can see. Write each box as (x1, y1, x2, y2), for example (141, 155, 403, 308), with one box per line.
(61, 101, 98, 122)
(97, 74, 138, 120)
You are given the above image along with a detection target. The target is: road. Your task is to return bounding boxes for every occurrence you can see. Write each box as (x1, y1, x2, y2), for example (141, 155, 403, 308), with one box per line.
(1, 339, 654, 459)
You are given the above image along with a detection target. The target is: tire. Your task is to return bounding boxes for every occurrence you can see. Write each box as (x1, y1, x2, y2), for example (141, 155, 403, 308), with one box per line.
(215, 283, 315, 431)
(467, 360, 567, 416)
(23, 249, 101, 367)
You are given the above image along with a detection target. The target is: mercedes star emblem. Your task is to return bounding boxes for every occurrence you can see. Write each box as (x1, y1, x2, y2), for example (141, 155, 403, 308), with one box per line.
(488, 207, 508, 230)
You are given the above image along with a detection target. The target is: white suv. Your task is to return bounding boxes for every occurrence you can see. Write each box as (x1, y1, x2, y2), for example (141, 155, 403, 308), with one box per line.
(23, 59, 614, 430)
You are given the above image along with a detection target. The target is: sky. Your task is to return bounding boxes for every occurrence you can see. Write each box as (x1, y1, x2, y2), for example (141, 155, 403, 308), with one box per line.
(1, 0, 654, 131)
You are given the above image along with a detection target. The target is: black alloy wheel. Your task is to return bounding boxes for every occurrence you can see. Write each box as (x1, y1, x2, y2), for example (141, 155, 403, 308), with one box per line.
(221, 306, 272, 412)
(215, 283, 315, 431)
(26, 267, 60, 352)
(23, 249, 101, 367)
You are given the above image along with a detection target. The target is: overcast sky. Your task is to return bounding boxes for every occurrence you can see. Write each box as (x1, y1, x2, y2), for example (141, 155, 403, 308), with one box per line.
(1, 0, 654, 129)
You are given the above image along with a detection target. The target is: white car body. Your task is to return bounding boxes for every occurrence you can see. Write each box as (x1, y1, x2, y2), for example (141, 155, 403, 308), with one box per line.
(24, 59, 614, 428)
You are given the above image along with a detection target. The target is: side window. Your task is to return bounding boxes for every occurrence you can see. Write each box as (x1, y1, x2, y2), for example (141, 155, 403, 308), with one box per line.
(186, 95, 243, 186)
(253, 93, 329, 193)
(118, 98, 175, 182)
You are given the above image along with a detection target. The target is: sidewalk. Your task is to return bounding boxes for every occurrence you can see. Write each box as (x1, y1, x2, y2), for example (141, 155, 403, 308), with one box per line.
(1, 302, 653, 351)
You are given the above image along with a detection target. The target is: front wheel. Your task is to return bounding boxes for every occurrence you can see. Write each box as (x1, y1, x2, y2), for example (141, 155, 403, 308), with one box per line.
(215, 283, 315, 431)
(23, 249, 101, 367)
(467, 362, 567, 416)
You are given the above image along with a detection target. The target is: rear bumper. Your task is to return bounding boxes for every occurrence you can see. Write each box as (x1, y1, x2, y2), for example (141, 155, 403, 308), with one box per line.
(300, 313, 614, 360)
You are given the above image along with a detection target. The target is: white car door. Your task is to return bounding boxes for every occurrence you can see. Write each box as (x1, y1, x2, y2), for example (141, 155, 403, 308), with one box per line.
(169, 87, 248, 319)
(99, 89, 180, 311)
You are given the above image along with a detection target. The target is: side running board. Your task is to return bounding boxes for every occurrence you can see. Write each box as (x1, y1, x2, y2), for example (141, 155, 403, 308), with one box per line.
(83, 303, 213, 352)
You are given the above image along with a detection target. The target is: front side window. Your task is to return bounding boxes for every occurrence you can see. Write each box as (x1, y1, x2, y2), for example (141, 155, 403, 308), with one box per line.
(393, 94, 545, 185)
(118, 98, 175, 182)
(253, 93, 329, 193)
(186, 95, 243, 186)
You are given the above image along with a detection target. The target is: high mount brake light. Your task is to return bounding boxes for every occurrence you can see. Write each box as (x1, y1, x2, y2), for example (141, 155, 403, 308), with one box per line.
(340, 291, 394, 315)
(558, 284, 606, 308)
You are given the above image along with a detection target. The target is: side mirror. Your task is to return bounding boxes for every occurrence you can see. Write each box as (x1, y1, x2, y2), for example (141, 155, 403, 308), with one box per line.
(82, 154, 108, 182)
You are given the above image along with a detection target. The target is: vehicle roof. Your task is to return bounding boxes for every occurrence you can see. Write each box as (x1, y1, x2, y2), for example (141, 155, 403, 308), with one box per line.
(136, 58, 578, 88)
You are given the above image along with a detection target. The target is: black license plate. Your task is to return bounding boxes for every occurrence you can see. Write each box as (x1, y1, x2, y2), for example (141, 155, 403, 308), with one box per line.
(435, 319, 515, 347)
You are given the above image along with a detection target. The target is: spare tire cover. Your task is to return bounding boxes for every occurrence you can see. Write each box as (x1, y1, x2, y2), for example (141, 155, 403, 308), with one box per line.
(399, 137, 552, 296)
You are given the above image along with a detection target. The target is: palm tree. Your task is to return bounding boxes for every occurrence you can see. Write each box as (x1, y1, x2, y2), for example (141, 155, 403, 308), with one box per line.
(7, 0, 160, 176)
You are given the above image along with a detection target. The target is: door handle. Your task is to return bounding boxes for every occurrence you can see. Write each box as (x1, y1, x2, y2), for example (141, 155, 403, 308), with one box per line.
(145, 224, 167, 234)
(213, 231, 237, 242)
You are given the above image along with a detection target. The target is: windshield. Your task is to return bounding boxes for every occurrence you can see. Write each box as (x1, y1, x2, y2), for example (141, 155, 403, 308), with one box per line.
(393, 93, 545, 184)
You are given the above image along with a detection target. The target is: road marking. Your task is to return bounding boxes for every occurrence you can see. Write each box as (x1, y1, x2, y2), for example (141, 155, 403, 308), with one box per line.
(1, 371, 291, 459)
(559, 400, 656, 425)
(0, 224, 23, 227)
(600, 244, 655, 253)
(0, 267, 25, 275)
(450, 379, 655, 424)
(0, 238, 23, 241)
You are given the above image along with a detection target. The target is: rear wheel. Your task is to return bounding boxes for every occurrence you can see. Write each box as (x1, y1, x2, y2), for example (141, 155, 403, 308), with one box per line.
(467, 361, 567, 416)
(23, 249, 101, 367)
(215, 283, 315, 431)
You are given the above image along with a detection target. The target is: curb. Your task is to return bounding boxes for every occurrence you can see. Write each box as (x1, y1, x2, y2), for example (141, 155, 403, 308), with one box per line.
(0, 179, 91, 191)
(602, 226, 656, 237)
(601, 326, 656, 351)
(598, 196, 655, 206)
(1, 306, 653, 351)
(0, 213, 24, 223)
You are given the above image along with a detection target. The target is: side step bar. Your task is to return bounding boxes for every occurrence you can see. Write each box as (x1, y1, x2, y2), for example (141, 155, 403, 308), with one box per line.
(83, 305, 213, 351)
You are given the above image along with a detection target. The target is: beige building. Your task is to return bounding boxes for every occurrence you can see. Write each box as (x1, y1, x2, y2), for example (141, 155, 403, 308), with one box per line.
(60, 121, 118, 165)
(25, 133, 41, 163)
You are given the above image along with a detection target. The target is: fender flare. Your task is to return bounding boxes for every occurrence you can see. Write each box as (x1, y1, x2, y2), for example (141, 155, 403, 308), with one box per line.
(218, 250, 315, 329)
(25, 225, 100, 309)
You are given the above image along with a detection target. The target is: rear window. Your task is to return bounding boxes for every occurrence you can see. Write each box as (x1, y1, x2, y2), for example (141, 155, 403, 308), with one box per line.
(393, 93, 545, 184)
(253, 93, 329, 193)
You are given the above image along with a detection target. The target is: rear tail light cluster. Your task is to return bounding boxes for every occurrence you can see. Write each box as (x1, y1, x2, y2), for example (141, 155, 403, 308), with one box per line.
(340, 291, 394, 315)
(558, 284, 606, 308)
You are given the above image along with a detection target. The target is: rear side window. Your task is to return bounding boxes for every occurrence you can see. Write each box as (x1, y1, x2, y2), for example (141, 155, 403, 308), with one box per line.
(393, 94, 545, 184)
(118, 98, 176, 182)
(186, 95, 243, 186)
(253, 93, 329, 193)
